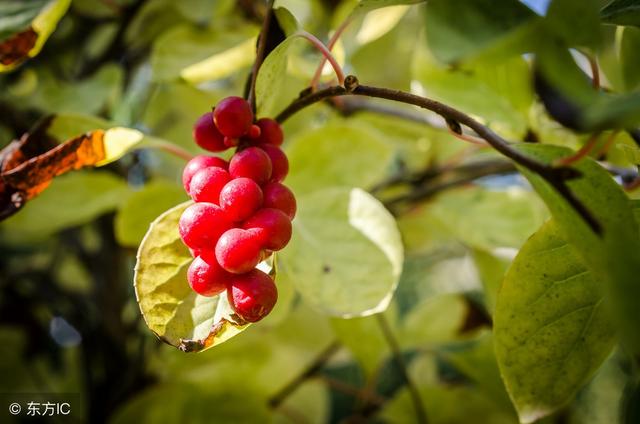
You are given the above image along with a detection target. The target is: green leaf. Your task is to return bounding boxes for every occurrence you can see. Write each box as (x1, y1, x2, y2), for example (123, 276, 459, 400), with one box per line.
(47, 114, 146, 166)
(331, 314, 390, 376)
(354, 5, 411, 45)
(141, 82, 220, 151)
(151, 24, 257, 82)
(430, 186, 548, 251)
(350, 9, 418, 91)
(46, 114, 112, 141)
(180, 36, 256, 84)
(413, 52, 534, 138)
(424, 0, 536, 64)
(601, 0, 640, 27)
(111, 383, 271, 424)
(618, 143, 640, 164)
(545, 0, 602, 47)
(399, 294, 468, 347)
(0, 0, 71, 71)
(134, 202, 250, 352)
(494, 219, 616, 423)
(7, 64, 123, 115)
(567, 353, 630, 424)
(620, 26, 640, 91)
(114, 181, 188, 247)
(354, 0, 424, 14)
(280, 187, 403, 317)
(536, 40, 640, 130)
(255, 39, 296, 117)
(472, 249, 512, 315)
(382, 377, 517, 423)
(515, 144, 640, 354)
(285, 121, 394, 194)
(444, 332, 514, 410)
(0, 171, 129, 245)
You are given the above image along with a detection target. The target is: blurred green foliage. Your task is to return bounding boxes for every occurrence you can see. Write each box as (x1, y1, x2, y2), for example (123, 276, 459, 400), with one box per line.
(1, 0, 640, 423)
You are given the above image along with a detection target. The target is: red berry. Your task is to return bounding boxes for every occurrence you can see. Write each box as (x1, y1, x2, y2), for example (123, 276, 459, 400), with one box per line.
(243, 208, 292, 251)
(259, 145, 288, 182)
(179, 203, 232, 249)
(248, 124, 261, 139)
(255, 118, 283, 146)
(193, 112, 226, 152)
(182, 155, 228, 193)
(215, 228, 264, 274)
(187, 255, 232, 297)
(189, 166, 230, 204)
(229, 147, 272, 185)
(219, 177, 263, 222)
(263, 182, 296, 219)
(224, 136, 239, 148)
(213, 96, 254, 138)
(227, 269, 277, 322)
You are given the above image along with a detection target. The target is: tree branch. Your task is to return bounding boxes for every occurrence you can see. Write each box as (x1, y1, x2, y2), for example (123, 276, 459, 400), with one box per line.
(382, 160, 517, 208)
(275, 77, 602, 233)
(247, 0, 275, 112)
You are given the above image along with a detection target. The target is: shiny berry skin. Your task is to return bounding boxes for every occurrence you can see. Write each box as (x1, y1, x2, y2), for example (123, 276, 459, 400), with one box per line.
(213, 96, 254, 138)
(259, 145, 288, 182)
(219, 177, 263, 222)
(224, 136, 239, 148)
(187, 255, 232, 297)
(229, 147, 272, 185)
(189, 167, 230, 204)
(263, 182, 296, 219)
(248, 124, 261, 139)
(215, 228, 264, 274)
(227, 269, 277, 322)
(243, 208, 292, 251)
(182, 155, 228, 193)
(255, 118, 283, 146)
(193, 112, 226, 152)
(179, 203, 232, 249)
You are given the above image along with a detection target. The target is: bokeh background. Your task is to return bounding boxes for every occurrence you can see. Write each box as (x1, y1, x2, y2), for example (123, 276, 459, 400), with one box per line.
(1, 0, 638, 423)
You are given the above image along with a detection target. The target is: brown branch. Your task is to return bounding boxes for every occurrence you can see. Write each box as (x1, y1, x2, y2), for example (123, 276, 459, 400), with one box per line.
(247, 0, 275, 112)
(275, 77, 602, 234)
(382, 160, 517, 208)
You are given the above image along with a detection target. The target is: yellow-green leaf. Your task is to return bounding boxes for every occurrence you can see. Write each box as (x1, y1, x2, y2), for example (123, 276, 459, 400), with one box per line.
(134, 201, 250, 352)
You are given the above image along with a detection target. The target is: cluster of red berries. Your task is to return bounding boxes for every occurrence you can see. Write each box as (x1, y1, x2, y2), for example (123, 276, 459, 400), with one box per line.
(179, 96, 296, 323)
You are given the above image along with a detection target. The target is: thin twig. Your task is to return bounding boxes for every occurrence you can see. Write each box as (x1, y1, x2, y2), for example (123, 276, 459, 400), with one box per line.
(247, 0, 275, 112)
(447, 128, 489, 146)
(376, 314, 427, 424)
(383, 160, 517, 208)
(586, 52, 600, 89)
(554, 132, 601, 166)
(310, 15, 354, 90)
(269, 341, 341, 409)
(293, 31, 346, 85)
(594, 131, 619, 158)
(150, 141, 194, 161)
